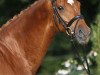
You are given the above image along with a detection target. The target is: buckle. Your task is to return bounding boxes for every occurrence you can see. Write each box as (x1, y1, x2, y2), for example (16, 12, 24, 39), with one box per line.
(66, 27, 74, 36)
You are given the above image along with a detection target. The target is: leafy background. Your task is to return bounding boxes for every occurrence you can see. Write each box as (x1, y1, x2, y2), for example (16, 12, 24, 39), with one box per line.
(0, 0, 100, 75)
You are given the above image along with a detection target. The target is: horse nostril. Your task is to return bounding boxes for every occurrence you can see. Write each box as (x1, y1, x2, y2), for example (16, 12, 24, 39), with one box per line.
(78, 29, 85, 38)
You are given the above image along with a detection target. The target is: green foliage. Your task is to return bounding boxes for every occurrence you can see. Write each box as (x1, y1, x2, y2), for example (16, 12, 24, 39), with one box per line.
(91, 12, 100, 75)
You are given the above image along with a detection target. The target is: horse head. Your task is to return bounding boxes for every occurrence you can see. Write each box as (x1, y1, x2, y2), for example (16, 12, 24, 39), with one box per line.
(50, 0, 91, 44)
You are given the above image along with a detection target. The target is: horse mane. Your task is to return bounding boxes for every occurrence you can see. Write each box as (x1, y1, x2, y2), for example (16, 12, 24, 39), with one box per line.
(1, 1, 39, 29)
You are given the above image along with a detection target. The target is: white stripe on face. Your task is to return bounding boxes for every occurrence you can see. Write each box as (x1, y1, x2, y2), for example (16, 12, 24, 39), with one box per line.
(67, 0, 74, 5)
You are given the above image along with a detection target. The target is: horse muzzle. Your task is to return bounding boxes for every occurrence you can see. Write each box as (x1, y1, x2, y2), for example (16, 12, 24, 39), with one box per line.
(75, 27, 91, 44)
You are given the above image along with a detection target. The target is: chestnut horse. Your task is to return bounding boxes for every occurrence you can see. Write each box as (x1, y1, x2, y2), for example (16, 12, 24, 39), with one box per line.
(0, 0, 90, 75)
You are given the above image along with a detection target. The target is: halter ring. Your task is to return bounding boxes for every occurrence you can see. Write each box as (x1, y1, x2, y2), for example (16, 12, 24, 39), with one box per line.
(66, 27, 74, 36)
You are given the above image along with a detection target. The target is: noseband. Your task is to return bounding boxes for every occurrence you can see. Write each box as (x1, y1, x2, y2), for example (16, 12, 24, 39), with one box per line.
(51, 0, 83, 37)
(51, 0, 91, 75)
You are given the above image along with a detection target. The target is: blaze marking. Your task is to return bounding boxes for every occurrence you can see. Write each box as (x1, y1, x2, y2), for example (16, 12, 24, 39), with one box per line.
(67, 0, 74, 5)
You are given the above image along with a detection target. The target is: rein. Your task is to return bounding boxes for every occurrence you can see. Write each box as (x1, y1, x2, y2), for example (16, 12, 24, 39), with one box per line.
(50, 0, 91, 75)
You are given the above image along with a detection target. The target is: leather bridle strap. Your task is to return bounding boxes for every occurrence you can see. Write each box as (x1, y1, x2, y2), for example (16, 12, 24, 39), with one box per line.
(51, 0, 68, 29)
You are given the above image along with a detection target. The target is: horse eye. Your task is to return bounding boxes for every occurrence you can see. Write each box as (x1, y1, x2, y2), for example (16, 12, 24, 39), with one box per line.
(58, 6, 64, 10)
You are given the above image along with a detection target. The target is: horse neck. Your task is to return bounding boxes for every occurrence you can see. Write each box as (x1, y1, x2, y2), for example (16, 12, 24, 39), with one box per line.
(0, 0, 56, 73)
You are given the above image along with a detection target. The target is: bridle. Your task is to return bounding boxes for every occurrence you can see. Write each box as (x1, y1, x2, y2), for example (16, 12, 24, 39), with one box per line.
(51, 0, 83, 37)
(50, 0, 91, 75)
